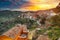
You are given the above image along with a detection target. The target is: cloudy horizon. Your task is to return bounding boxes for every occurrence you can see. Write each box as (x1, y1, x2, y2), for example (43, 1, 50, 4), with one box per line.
(0, 0, 60, 11)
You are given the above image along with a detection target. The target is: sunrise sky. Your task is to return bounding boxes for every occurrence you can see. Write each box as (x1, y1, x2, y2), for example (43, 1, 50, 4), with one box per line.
(0, 0, 60, 11)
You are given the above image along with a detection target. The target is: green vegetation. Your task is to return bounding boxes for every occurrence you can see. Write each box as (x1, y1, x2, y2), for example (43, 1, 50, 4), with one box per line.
(0, 11, 22, 34)
(50, 14, 60, 26)
(0, 10, 60, 40)
(14, 17, 38, 30)
(47, 14, 60, 40)
(0, 11, 38, 34)
(47, 26, 60, 40)
(34, 14, 60, 40)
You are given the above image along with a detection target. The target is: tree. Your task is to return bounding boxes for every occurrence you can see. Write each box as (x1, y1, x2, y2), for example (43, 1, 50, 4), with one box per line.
(50, 14, 60, 26)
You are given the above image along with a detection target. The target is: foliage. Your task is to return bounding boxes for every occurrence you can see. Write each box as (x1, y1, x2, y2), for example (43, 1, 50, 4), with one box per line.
(14, 17, 38, 30)
(47, 26, 60, 40)
(0, 11, 39, 34)
(0, 11, 21, 35)
(50, 14, 60, 26)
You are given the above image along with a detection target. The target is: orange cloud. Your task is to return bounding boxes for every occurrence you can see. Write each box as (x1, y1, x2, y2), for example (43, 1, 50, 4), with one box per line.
(20, 0, 60, 11)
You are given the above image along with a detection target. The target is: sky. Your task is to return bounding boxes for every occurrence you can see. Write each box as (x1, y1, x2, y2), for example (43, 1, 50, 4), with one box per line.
(0, 0, 28, 10)
(0, 0, 59, 11)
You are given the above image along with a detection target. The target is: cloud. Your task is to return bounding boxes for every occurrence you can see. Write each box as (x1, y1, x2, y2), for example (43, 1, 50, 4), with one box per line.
(0, 0, 60, 11)
(0, 0, 28, 9)
(20, 0, 60, 11)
